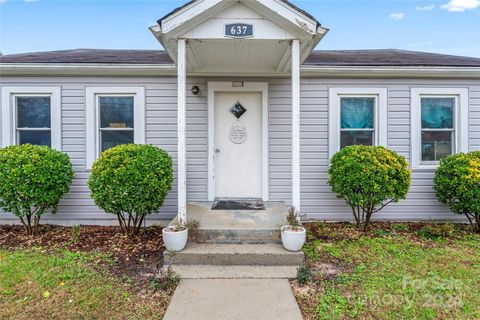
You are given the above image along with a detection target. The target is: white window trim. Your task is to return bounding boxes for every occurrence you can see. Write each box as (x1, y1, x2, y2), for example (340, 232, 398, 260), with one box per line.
(328, 87, 388, 158)
(411, 87, 469, 169)
(86, 87, 145, 169)
(1, 87, 62, 150)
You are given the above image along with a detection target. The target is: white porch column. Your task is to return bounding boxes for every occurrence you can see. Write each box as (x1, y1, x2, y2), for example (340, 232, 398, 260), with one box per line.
(177, 39, 187, 223)
(291, 39, 301, 214)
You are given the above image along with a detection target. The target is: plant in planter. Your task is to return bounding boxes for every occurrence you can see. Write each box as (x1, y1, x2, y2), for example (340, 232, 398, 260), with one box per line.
(0, 144, 75, 235)
(281, 209, 306, 252)
(88, 144, 173, 237)
(434, 151, 480, 232)
(162, 220, 200, 252)
(328, 145, 411, 231)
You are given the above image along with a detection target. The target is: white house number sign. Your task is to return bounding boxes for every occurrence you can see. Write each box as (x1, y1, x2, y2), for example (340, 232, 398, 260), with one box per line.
(229, 123, 247, 144)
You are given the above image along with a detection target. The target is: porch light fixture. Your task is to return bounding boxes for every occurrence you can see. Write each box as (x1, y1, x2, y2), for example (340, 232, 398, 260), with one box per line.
(191, 86, 200, 95)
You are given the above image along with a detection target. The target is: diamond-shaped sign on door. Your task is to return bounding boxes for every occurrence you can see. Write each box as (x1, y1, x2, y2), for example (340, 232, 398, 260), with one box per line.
(230, 102, 247, 119)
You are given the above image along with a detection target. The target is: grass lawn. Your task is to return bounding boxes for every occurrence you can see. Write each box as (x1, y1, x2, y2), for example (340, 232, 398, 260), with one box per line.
(0, 225, 176, 320)
(292, 222, 480, 320)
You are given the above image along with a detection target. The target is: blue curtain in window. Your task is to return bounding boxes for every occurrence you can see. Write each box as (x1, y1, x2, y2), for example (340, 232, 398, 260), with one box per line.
(340, 98, 374, 129)
(421, 98, 454, 129)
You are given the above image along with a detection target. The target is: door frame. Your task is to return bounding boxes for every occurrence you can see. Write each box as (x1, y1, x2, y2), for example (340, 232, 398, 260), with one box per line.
(207, 81, 269, 201)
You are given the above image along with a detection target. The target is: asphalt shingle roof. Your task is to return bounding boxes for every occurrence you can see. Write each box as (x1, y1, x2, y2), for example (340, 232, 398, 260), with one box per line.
(1, 49, 479, 67)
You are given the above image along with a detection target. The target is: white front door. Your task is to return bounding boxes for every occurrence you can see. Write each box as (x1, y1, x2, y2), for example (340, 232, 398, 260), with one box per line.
(214, 92, 262, 199)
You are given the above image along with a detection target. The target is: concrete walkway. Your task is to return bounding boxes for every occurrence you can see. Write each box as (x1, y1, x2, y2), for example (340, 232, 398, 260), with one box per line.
(163, 279, 303, 320)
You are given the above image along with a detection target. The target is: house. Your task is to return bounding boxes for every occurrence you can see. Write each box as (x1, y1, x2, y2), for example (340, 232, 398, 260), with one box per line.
(1, 0, 480, 226)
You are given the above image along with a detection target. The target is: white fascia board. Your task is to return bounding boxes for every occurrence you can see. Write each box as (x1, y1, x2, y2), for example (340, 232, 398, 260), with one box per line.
(256, 0, 318, 35)
(2, 64, 480, 78)
(160, 0, 318, 36)
(301, 66, 480, 79)
(161, 0, 225, 34)
(0, 63, 177, 76)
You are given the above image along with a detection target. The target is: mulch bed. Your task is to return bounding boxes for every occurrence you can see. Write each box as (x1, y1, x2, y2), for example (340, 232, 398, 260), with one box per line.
(0, 224, 165, 290)
(304, 221, 473, 242)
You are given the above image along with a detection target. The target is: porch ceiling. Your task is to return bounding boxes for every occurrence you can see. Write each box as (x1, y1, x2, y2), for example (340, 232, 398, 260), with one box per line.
(186, 39, 292, 74)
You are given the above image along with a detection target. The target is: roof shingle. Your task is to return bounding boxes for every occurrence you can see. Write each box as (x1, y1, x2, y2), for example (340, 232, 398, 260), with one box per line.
(0, 49, 173, 65)
(1, 48, 479, 67)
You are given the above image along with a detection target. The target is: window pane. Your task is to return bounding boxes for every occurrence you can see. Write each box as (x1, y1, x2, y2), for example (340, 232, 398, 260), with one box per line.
(341, 130, 374, 148)
(421, 98, 454, 129)
(99, 97, 134, 128)
(421, 131, 453, 161)
(18, 130, 51, 146)
(100, 130, 134, 152)
(16, 97, 51, 128)
(341, 98, 374, 129)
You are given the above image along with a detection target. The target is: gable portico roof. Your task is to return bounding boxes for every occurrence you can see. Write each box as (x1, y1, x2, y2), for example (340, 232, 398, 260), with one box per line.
(157, 0, 321, 27)
(150, 0, 329, 73)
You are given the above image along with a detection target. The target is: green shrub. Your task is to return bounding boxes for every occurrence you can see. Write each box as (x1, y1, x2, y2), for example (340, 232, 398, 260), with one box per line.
(151, 266, 180, 291)
(88, 144, 173, 237)
(417, 224, 456, 240)
(296, 266, 312, 285)
(372, 228, 392, 237)
(434, 151, 480, 232)
(328, 146, 411, 231)
(391, 223, 409, 233)
(0, 144, 75, 235)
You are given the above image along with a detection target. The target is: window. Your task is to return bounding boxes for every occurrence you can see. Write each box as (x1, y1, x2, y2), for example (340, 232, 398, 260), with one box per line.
(411, 88, 468, 169)
(329, 88, 387, 158)
(86, 87, 145, 168)
(1, 87, 61, 149)
(340, 97, 375, 148)
(98, 96, 135, 152)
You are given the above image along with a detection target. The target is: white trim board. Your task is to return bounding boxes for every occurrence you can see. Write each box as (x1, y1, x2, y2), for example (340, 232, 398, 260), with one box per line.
(328, 87, 388, 159)
(207, 81, 269, 202)
(2, 64, 480, 78)
(410, 87, 469, 169)
(85, 87, 145, 169)
(1, 86, 62, 150)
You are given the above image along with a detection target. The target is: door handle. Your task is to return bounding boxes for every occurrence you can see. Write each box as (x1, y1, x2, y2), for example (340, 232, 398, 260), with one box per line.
(215, 148, 221, 154)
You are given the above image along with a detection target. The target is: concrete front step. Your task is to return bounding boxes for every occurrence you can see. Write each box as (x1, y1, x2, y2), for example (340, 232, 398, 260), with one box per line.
(165, 265, 299, 279)
(197, 229, 281, 244)
(164, 243, 304, 266)
(183, 201, 289, 244)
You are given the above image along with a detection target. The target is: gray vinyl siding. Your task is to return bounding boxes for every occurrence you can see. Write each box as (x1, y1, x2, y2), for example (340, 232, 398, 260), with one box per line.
(1, 76, 479, 224)
(0, 77, 185, 224)
(300, 78, 480, 221)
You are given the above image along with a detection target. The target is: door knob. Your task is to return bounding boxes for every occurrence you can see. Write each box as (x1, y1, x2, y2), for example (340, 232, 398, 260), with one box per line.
(215, 148, 221, 153)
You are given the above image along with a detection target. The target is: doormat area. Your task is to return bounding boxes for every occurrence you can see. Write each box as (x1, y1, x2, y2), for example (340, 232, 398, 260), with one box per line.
(211, 200, 265, 210)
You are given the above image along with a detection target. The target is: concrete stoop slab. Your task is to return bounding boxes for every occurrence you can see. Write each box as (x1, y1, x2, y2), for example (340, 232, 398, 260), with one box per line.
(166, 265, 299, 279)
(163, 279, 303, 320)
(164, 243, 305, 266)
(174, 202, 290, 244)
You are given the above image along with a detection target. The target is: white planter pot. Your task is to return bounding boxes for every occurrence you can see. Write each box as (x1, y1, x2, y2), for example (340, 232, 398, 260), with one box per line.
(162, 227, 188, 252)
(281, 225, 306, 252)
